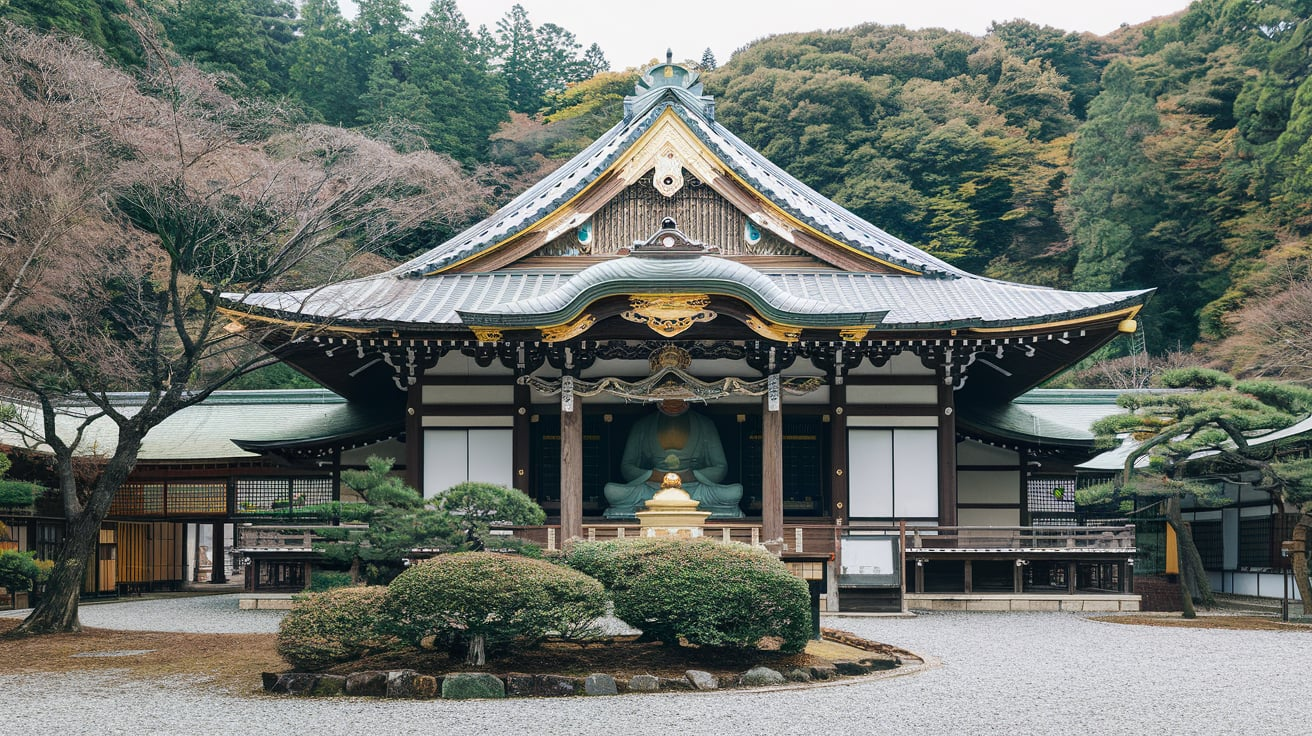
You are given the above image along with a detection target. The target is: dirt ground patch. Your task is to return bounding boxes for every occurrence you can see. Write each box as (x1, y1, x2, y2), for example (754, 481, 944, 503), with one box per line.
(1089, 614, 1312, 632)
(0, 618, 282, 694)
(1, 618, 911, 691)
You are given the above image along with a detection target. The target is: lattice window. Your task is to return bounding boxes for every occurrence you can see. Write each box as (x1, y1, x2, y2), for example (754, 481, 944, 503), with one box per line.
(166, 482, 228, 514)
(1028, 477, 1076, 517)
(110, 483, 165, 515)
(1238, 516, 1272, 568)
(235, 477, 332, 516)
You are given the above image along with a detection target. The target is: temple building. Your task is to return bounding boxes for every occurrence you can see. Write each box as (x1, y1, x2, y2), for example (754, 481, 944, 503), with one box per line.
(1, 59, 1153, 612)
(213, 59, 1151, 611)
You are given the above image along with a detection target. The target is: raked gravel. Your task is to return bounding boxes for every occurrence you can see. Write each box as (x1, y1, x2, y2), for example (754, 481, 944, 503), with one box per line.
(6, 595, 1308, 735)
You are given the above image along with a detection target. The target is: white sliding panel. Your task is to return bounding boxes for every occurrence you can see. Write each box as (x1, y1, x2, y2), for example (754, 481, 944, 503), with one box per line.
(893, 429, 939, 518)
(423, 430, 468, 499)
(467, 429, 513, 488)
(848, 429, 893, 517)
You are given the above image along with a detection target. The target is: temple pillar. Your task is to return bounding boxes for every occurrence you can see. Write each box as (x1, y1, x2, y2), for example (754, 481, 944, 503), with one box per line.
(405, 381, 422, 493)
(762, 373, 784, 553)
(209, 521, 227, 584)
(513, 381, 531, 495)
(937, 375, 958, 527)
(560, 378, 583, 543)
(829, 378, 848, 524)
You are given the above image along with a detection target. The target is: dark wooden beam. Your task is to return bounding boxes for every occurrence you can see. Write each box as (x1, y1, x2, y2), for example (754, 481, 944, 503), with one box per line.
(938, 379, 958, 527)
(513, 382, 531, 496)
(829, 382, 848, 523)
(405, 382, 422, 494)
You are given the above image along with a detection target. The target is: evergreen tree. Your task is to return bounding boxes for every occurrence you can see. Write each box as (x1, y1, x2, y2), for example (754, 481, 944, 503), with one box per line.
(700, 46, 717, 71)
(288, 0, 359, 124)
(493, 5, 592, 114)
(0, 0, 141, 66)
(160, 0, 298, 96)
(584, 42, 609, 75)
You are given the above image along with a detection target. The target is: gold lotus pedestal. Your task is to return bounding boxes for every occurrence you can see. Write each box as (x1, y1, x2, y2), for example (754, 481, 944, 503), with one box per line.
(635, 472, 711, 538)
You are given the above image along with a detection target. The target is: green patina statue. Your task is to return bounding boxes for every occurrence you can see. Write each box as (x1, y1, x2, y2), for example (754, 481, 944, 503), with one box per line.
(603, 398, 744, 519)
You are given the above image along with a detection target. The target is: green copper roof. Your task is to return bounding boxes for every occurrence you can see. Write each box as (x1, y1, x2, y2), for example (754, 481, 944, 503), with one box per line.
(456, 255, 887, 328)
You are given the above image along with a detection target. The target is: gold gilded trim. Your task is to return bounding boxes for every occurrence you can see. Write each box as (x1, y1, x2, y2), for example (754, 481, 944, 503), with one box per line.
(470, 327, 504, 343)
(214, 307, 373, 335)
(963, 306, 1144, 335)
(620, 293, 716, 337)
(744, 315, 802, 343)
(839, 328, 869, 342)
(540, 313, 596, 343)
(426, 109, 920, 277)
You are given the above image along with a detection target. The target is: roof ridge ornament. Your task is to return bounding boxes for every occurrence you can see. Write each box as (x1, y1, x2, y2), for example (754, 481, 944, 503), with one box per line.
(620, 218, 719, 257)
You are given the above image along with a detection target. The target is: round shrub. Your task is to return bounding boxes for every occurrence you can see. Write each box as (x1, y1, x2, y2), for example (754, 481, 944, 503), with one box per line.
(381, 552, 607, 664)
(566, 538, 812, 654)
(275, 586, 399, 671)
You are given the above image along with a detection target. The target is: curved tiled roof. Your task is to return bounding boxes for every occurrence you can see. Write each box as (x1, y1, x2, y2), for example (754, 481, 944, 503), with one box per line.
(226, 62, 1152, 334)
(233, 265, 1147, 331)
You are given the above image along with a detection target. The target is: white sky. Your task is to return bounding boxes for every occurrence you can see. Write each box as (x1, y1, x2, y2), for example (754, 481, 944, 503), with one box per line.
(342, 0, 1193, 70)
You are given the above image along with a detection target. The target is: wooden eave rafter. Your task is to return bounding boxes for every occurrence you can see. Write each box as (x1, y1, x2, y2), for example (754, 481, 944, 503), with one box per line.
(435, 109, 920, 276)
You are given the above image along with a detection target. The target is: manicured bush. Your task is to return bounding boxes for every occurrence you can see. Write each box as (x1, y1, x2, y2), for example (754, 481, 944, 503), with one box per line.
(276, 586, 399, 671)
(0, 480, 37, 508)
(381, 552, 607, 664)
(565, 538, 812, 654)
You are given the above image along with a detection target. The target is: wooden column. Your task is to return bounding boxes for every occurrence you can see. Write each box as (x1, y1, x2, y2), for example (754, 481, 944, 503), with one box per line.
(937, 377, 958, 527)
(209, 522, 226, 584)
(560, 382, 583, 543)
(1018, 446, 1030, 526)
(404, 382, 423, 494)
(513, 382, 531, 496)
(762, 375, 784, 552)
(829, 380, 848, 523)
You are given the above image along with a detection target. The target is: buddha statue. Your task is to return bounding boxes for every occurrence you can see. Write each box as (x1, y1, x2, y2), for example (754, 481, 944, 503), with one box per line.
(603, 398, 744, 519)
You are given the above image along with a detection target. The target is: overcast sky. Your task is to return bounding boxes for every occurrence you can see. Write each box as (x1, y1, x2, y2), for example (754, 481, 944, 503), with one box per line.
(343, 0, 1194, 70)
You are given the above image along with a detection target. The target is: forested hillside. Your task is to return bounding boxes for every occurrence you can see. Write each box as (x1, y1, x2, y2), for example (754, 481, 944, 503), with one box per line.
(4, 0, 1312, 383)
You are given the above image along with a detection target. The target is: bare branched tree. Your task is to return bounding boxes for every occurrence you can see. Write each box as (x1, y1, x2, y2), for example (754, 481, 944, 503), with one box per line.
(0, 20, 488, 635)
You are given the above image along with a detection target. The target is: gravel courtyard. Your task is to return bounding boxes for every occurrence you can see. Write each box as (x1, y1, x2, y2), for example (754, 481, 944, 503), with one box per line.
(6, 595, 1307, 735)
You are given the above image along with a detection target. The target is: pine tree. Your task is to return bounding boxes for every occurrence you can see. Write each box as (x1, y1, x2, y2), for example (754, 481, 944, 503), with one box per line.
(584, 42, 609, 75)
(700, 47, 717, 70)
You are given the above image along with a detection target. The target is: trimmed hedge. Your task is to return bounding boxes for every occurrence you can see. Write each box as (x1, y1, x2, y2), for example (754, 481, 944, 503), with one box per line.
(566, 538, 812, 654)
(276, 586, 399, 671)
(381, 552, 607, 660)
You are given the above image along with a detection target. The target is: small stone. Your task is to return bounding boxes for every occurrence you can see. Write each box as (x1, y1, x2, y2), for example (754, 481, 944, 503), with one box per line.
(833, 660, 870, 676)
(387, 669, 438, 699)
(273, 673, 320, 696)
(583, 673, 618, 696)
(441, 672, 506, 699)
(261, 672, 280, 692)
(505, 673, 576, 697)
(740, 666, 785, 687)
(809, 663, 838, 680)
(628, 674, 660, 692)
(659, 677, 692, 691)
(784, 668, 812, 682)
(685, 670, 718, 691)
(860, 655, 898, 671)
(312, 675, 346, 696)
(345, 671, 388, 697)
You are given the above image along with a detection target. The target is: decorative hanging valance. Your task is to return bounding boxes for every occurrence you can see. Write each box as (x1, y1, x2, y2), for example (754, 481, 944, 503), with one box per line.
(520, 365, 824, 403)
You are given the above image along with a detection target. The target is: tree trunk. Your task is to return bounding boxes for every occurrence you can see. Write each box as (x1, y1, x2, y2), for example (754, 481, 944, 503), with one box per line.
(466, 634, 486, 666)
(348, 556, 361, 585)
(1293, 512, 1312, 615)
(13, 510, 101, 634)
(1165, 495, 1214, 618)
(14, 433, 143, 636)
